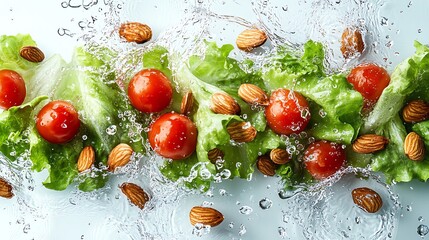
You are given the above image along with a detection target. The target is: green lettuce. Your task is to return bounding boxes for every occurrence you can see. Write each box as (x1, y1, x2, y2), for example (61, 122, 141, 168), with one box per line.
(368, 41, 429, 182)
(0, 35, 143, 191)
(262, 41, 363, 144)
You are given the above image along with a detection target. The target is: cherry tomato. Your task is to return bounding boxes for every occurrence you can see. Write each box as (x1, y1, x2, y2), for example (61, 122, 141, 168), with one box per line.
(303, 140, 346, 180)
(36, 100, 80, 144)
(0, 69, 26, 109)
(128, 69, 173, 113)
(347, 63, 390, 109)
(148, 112, 197, 160)
(265, 89, 311, 135)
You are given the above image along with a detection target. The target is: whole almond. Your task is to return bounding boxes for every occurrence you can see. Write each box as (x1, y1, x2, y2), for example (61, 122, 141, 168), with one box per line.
(108, 143, 133, 171)
(210, 92, 241, 115)
(352, 134, 389, 154)
(238, 84, 269, 106)
(20, 46, 45, 63)
(0, 178, 13, 199)
(340, 27, 364, 58)
(77, 146, 95, 172)
(207, 148, 224, 163)
(119, 22, 152, 44)
(189, 206, 224, 227)
(256, 155, 277, 176)
(404, 132, 425, 161)
(352, 187, 383, 213)
(236, 28, 267, 52)
(270, 148, 290, 165)
(226, 121, 257, 143)
(180, 91, 194, 116)
(120, 182, 150, 209)
(402, 100, 429, 123)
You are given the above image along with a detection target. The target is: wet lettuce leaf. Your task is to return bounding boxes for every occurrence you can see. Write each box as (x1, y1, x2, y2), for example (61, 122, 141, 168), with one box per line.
(369, 41, 429, 182)
(262, 41, 363, 144)
(0, 35, 143, 191)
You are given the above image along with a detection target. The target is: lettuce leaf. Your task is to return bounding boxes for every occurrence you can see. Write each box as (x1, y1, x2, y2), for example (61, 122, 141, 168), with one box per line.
(262, 41, 363, 144)
(0, 35, 144, 191)
(368, 41, 429, 182)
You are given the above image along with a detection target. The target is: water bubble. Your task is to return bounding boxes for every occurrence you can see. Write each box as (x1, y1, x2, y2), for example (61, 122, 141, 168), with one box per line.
(82, 135, 88, 140)
(192, 223, 210, 237)
(23, 224, 30, 234)
(106, 125, 117, 135)
(418, 29, 422, 33)
(355, 216, 361, 224)
(61, 123, 68, 128)
(259, 198, 273, 210)
(419, 216, 424, 222)
(406, 205, 412, 212)
(417, 224, 429, 236)
(239, 206, 253, 215)
(229, 222, 234, 229)
(219, 189, 228, 196)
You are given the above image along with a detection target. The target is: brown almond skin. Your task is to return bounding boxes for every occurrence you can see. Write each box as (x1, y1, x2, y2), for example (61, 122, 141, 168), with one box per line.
(0, 178, 13, 199)
(207, 148, 224, 163)
(256, 155, 277, 176)
(120, 182, 150, 209)
(402, 100, 429, 123)
(210, 92, 241, 115)
(352, 134, 389, 154)
(269, 148, 290, 165)
(238, 84, 269, 106)
(352, 187, 383, 213)
(20, 46, 45, 63)
(77, 146, 95, 172)
(404, 132, 425, 161)
(340, 27, 364, 58)
(180, 91, 194, 116)
(119, 22, 152, 44)
(189, 206, 224, 227)
(226, 122, 257, 143)
(236, 28, 268, 52)
(107, 143, 133, 171)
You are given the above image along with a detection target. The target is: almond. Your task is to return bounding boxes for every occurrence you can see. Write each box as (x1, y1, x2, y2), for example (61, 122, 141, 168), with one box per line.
(236, 28, 267, 52)
(107, 143, 133, 171)
(256, 155, 277, 176)
(207, 148, 224, 163)
(180, 91, 194, 116)
(238, 84, 269, 106)
(189, 206, 224, 227)
(340, 27, 364, 58)
(404, 132, 425, 161)
(210, 92, 241, 115)
(226, 121, 257, 143)
(352, 187, 383, 213)
(20, 46, 45, 63)
(402, 100, 429, 123)
(119, 22, 152, 44)
(77, 146, 95, 172)
(352, 134, 389, 154)
(120, 182, 150, 209)
(0, 178, 13, 199)
(270, 148, 290, 165)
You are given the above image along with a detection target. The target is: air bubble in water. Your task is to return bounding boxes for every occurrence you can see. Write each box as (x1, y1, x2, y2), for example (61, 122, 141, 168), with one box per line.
(229, 222, 234, 228)
(239, 206, 253, 215)
(82, 135, 88, 140)
(417, 224, 429, 236)
(419, 216, 424, 222)
(278, 227, 287, 238)
(406, 205, 412, 212)
(106, 125, 117, 135)
(23, 224, 30, 234)
(259, 198, 273, 210)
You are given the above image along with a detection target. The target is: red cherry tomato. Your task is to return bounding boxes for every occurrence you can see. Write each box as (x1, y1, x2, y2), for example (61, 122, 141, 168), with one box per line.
(148, 112, 197, 160)
(347, 63, 390, 109)
(128, 69, 173, 113)
(0, 69, 26, 109)
(303, 140, 346, 180)
(265, 89, 311, 135)
(36, 100, 80, 144)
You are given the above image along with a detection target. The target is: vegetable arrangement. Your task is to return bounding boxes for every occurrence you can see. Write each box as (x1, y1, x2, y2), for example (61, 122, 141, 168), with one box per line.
(0, 20, 428, 206)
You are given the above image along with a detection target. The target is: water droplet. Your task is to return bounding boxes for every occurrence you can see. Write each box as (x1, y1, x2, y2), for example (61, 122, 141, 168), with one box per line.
(229, 222, 234, 229)
(417, 224, 429, 236)
(239, 206, 253, 215)
(419, 216, 424, 222)
(259, 198, 273, 210)
(219, 189, 228, 196)
(238, 224, 247, 236)
(23, 224, 30, 234)
(82, 135, 88, 140)
(355, 216, 361, 224)
(406, 205, 412, 212)
(418, 29, 422, 33)
(278, 226, 287, 238)
(106, 125, 117, 135)
(60, 123, 68, 128)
